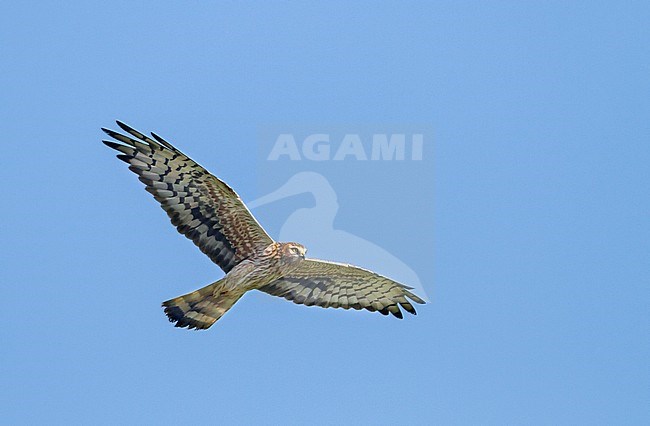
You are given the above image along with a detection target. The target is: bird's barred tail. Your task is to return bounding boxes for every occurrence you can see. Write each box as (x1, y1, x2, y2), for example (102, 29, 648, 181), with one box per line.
(162, 282, 243, 330)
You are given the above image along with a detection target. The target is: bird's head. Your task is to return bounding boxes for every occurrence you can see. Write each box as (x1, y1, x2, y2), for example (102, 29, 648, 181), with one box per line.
(279, 242, 307, 265)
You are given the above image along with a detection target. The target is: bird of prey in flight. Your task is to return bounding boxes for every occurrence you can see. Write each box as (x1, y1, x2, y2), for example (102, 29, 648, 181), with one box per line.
(102, 121, 425, 330)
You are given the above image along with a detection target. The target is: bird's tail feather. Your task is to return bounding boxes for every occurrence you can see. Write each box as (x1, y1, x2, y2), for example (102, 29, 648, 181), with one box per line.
(162, 281, 243, 330)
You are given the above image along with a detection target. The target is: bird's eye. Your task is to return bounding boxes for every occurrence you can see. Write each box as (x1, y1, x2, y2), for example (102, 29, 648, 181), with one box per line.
(290, 247, 299, 254)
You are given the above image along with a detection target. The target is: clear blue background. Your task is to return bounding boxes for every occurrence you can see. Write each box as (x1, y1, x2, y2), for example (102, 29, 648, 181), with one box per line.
(1, 1, 648, 424)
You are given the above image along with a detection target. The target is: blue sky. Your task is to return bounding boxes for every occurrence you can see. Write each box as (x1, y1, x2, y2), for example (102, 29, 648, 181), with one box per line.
(1, 1, 649, 424)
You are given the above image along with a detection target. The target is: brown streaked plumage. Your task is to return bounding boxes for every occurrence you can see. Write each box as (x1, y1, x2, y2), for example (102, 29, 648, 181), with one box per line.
(259, 259, 424, 319)
(103, 121, 425, 330)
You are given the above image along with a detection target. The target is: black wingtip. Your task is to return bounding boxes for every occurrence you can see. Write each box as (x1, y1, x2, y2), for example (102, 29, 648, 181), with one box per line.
(151, 131, 176, 150)
(115, 120, 129, 130)
(400, 301, 418, 316)
(116, 120, 134, 133)
(116, 120, 146, 139)
(101, 127, 125, 140)
(102, 140, 124, 152)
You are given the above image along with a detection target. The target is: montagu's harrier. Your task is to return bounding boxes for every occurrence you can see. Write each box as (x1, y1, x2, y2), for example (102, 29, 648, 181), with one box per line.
(103, 122, 425, 330)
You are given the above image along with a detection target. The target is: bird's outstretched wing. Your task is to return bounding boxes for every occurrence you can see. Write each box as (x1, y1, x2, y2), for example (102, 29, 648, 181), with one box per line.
(258, 259, 425, 318)
(102, 121, 273, 273)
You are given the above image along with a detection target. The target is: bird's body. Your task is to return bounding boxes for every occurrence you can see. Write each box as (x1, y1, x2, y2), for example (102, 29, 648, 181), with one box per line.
(163, 242, 306, 329)
(103, 121, 425, 330)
